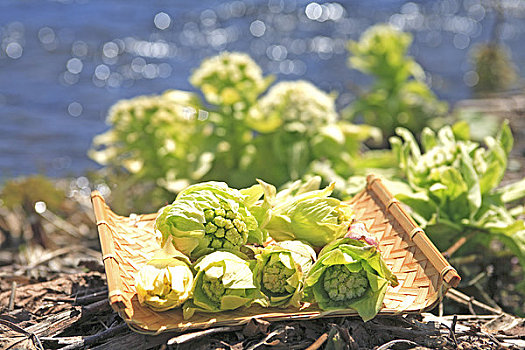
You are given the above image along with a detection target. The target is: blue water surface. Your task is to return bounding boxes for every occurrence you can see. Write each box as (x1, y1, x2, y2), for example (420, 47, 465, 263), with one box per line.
(0, 0, 524, 180)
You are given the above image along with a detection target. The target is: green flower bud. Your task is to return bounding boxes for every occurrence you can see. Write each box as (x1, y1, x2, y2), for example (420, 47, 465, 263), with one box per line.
(225, 229, 240, 244)
(202, 277, 226, 303)
(223, 241, 235, 250)
(322, 265, 368, 302)
(211, 239, 223, 249)
(156, 181, 265, 259)
(135, 242, 193, 312)
(224, 219, 234, 230)
(233, 218, 245, 232)
(215, 228, 225, 238)
(253, 241, 316, 308)
(204, 209, 215, 222)
(261, 261, 295, 294)
(205, 222, 217, 233)
(304, 238, 398, 322)
(213, 216, 227, 227)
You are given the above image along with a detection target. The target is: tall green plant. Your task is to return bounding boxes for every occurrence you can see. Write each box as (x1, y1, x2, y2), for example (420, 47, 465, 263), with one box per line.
(390, 121, 525, 272)
(346, 24, 447, 139)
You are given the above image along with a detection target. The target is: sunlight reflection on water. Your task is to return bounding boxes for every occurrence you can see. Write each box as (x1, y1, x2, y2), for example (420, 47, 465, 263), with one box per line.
(0, 0, 524, 178)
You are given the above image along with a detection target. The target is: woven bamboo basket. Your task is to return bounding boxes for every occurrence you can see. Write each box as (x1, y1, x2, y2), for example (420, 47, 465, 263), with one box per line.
(91, 174, 460, 334)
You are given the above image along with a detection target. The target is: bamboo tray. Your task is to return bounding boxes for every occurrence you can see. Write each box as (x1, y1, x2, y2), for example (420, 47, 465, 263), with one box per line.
(91, 175, 460, 334)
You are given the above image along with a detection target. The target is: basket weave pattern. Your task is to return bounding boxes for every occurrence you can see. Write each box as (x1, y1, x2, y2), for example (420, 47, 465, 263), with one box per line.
(92, 175, 460, 334)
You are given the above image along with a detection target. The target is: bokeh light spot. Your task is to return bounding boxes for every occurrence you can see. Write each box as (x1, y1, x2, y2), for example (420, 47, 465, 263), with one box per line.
(38, 27, 55, 44)
(250, 20, 266, 37)
(66, 58, 83, 74)
(6, 42, 23, 59)
(103, 42, 119, 58)
(94, 64, 110, 80)
(68, 102, 83, 117)
(453, 33, 470, 49)
(34, 201, 47, 214)
(154, 12, 171, 30)
(305, 2, 323, 20)
(463, 71, 479, 87)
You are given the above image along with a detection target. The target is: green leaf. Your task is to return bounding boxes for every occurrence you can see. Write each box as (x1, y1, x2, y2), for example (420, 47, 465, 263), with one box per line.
(497, 120, 513, 156)
(394, 191, 436, 224)
(485, 221, 525, 269)
(494, 178, 525, 204)
(452, 121, 471, 141)
(321, 250, 356, 266)
(239, 184, 264, 207)
(458, 144, 481, 217)
(263, 182, 355, 247)
(421, 127, 437, 152)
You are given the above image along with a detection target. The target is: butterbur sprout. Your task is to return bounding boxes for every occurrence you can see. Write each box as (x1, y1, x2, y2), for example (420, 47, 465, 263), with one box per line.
(253, 240, 316, 307)
(190, 51, 273, 106)
(135, 239, 194, 312)
(155, 181, 266, 259)
(257, 179, 355, 247)
(183, 251, 260, 319)
(248, 80, 338, 134)
(304, 238, 398, 321)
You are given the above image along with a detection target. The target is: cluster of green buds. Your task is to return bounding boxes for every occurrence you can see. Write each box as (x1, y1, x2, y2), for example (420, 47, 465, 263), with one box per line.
(261, 261, 295, 294)
(203, 206, 249, 250)
(249, 80, 338, 134)
(190, 51, 272, 107)
(322, 265, 368, 302)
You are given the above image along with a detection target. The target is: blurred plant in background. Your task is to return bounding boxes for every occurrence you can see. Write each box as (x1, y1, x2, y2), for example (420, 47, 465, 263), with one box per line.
(89, 50, 395, 207)
(469, 0, 518, 95)
(89, 90, 212, 191)
(0, 176, 66, 248)
(345, 24, 448, 141)
(88, 90, 215, 212)
(390, 121, 525, 282)
(189, 52, 273, 187)
(471, 43, 518, 95)
(190, 52, 273, 109)
(246, 80, 393, 189)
